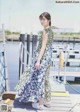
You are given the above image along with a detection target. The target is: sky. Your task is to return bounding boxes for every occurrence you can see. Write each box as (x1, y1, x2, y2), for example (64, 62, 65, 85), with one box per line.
(0, 0, 80, 33)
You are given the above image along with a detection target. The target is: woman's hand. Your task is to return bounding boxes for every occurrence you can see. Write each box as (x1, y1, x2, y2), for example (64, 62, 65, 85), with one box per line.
(35, 61, 40, 70)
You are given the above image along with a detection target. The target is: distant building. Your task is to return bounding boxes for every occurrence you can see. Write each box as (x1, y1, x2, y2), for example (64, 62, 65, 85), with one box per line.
(52, 26, 74, 33)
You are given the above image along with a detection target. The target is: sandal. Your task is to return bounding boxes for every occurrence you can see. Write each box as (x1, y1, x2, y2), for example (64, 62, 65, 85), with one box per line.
(32, 102, 44, 110)
(43, 100, 51, 108)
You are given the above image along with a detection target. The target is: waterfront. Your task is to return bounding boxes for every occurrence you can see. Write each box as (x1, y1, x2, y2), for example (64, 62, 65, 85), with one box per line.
(0, 41, 80, 94)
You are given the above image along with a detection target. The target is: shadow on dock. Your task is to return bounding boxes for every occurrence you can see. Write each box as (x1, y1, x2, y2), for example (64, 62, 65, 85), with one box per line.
(13, 97, 36, 111)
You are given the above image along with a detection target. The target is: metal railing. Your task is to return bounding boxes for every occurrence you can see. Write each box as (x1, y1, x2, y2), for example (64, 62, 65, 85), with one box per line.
(18, 34, 38, 79)
(0, 51, 6, 100)
(0, 24, 9, 100)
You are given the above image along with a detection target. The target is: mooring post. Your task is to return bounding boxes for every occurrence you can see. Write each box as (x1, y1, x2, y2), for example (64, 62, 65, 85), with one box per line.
(26, 34, 30, 65)
(32, 35, 38, 57)
(32, 35, 34, 57)
(34, 34, 38, 49)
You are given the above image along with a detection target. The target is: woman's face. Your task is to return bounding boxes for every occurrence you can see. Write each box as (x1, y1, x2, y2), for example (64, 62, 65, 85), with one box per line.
(40, 16, 49, 27)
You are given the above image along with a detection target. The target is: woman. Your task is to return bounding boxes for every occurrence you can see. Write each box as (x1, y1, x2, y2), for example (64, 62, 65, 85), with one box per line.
(15, 12, 54, 110)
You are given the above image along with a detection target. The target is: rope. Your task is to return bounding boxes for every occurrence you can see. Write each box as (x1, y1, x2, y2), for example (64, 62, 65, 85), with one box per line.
(66, 103, 80, 112)
(66, 82, 80, 94)
(56, 79, 80, 94)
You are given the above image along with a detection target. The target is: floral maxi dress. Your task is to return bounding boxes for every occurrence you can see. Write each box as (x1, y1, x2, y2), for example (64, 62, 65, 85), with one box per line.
(15, 26, 54, 103)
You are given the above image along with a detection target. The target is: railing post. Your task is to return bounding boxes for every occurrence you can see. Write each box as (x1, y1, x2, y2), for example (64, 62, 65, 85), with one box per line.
(64, 44, 68, 84)
(19, 33, 25, 79)
(2, 24, 10, 91)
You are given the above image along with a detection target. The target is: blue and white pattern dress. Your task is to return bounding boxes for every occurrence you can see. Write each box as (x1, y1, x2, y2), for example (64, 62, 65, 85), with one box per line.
(15, 26, 54, 103)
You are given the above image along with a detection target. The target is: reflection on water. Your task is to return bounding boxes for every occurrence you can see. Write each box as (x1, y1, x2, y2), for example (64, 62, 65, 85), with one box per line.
(0, 41, 80, 92)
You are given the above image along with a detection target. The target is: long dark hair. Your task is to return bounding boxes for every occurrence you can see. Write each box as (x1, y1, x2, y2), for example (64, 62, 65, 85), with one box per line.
(39, 12, 51, 26)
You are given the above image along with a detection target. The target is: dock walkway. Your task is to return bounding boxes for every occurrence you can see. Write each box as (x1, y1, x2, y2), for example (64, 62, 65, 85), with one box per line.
(11, 93, 73, 112)
(12, 80, 74, 112)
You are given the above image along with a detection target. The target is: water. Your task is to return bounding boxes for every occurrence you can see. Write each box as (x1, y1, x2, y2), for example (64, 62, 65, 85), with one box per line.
(0, 42, 19, 91)
(65, 84, 80, 94)
(0, 41, 80, 94)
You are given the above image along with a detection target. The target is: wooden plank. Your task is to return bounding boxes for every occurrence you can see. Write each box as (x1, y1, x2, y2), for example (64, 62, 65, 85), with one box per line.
(49, 103, 72, 107)
(51, 96, 71, 100)
(12, 108, 36, 112)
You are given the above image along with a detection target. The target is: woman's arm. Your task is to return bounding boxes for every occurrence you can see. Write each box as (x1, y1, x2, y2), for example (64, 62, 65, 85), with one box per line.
(37, 30, 48, 62)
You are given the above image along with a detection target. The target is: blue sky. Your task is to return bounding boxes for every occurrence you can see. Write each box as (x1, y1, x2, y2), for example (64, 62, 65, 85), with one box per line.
(0, 0, 80, 33)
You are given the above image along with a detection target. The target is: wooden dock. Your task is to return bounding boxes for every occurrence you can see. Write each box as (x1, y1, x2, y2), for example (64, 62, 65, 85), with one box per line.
(11, 91, 73, 112)
(11, 80, 74, 112)
(0, 80, 74, 112)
